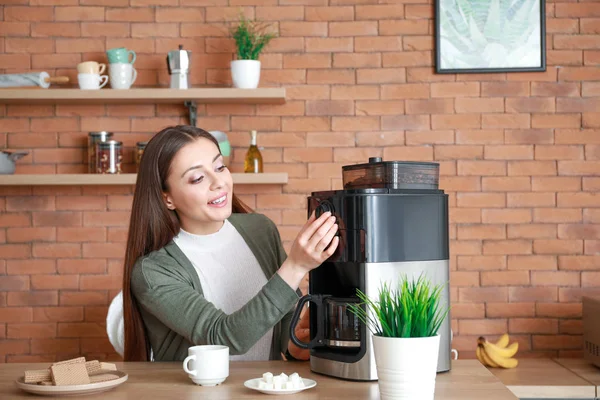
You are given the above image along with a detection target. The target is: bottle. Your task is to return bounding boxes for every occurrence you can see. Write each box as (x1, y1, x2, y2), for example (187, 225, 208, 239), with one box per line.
(244, 130, 263, 173)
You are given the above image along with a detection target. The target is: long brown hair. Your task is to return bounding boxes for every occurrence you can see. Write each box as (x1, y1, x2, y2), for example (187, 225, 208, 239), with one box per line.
(123, 125, 252, 361)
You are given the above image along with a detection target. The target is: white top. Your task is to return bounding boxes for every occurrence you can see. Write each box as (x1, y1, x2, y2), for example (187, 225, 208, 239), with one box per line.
(106, 220, 273, 361)
(173, 220, 272, 361)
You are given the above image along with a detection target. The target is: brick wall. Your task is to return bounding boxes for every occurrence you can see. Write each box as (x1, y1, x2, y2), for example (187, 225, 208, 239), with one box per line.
(0, 1, 599, 362)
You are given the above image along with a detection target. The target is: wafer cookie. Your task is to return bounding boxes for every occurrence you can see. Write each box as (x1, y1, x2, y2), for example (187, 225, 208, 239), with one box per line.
(51, 363, 90, 386)
(24, 369, 51, 384)
(89, 373, 120, 383)
(100, 362, 117, 371)
(52, 357, 86, 367)
(85, 360, 101, 374)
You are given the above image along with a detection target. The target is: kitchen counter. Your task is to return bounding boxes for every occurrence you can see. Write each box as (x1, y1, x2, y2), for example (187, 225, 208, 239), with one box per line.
(489, 359, 598, 399)
(555, 358, 600, 394)
(1, 360, 517, 399)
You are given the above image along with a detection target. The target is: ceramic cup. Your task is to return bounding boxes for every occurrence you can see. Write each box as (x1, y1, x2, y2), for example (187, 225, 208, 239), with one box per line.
(182, 345, 229, 386)
(77, 61, 106, 75)
(109, 63, 137, 89)
(78, 73, 108, 90)
(107, 47, 136, 64)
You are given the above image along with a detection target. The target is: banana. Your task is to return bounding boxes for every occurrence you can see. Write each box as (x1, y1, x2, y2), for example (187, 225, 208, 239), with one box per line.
(495, 333, 510, 348)
(482, 338, 519, 358)
(475, 345, 488, 367)
(478, 344, 500, 368)
(479, 339, 519, 369)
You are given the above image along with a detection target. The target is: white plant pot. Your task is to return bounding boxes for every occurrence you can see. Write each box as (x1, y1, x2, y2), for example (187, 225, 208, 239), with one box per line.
(231, 60, 261, 89)
(372, 334, 440, 400)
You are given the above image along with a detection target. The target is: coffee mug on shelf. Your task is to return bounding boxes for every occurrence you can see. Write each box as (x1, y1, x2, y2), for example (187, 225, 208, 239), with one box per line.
(78, 73, 109, 90)
(107, 47, 136, 64)
(182, 345, 229, 386)
(77, 61, 106, 75)
(109, 63, 137, 89)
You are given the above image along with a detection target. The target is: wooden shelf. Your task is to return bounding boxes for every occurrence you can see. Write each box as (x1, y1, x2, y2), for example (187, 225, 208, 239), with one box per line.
(0, 173, 288, 186)
(0, 88, 286, 105)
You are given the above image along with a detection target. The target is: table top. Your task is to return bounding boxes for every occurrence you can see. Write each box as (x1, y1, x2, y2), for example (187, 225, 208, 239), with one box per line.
(554, 358, 600, 388)
(489, 359, 596, 399)
(2, 360, 517, 400)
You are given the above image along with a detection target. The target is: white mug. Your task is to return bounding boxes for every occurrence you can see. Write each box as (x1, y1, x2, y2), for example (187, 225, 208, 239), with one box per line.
(78, 73, 108, 90)
(182, 345, 229, 386)
(109, 63, 137, 90)
(451, 348, 459, 360)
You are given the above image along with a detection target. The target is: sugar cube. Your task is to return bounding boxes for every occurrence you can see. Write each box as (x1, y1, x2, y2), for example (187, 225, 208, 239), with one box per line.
(258, 381, 268, 389)
(285, 381, 294, 389)
(262, 372, 273, 384)
(279, 373, 289, 383)
(298, 379, 305, 388)
(289, 372, 300, 383)
(265, 383, 274, 390)
(273, 376, 282, 390)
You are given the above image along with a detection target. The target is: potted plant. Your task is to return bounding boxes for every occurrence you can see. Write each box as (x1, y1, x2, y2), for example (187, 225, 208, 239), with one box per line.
(349, 275, 449, 400)
(229, 15, 276, 89)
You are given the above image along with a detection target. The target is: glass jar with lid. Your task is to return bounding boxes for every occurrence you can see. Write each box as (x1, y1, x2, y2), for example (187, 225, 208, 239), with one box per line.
(88, 131, 113, 173)
(135, 141, 147, 172)
(95, 140, 123, 174)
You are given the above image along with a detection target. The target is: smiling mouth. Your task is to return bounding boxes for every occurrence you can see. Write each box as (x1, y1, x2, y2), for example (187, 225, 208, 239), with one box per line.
(208, 194, 227, 205)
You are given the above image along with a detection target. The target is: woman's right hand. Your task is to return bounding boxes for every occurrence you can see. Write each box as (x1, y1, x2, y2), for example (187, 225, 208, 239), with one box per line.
(278, 211, 339, 290)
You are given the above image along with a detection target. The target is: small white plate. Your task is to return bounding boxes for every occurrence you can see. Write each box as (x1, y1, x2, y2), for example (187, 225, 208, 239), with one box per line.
(244, 377, 317, 395)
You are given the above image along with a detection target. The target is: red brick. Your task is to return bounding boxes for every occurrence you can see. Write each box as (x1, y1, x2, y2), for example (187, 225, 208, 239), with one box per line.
(0, 21, 31, 36)
(357, 68, 406, 84)
(435, 145, 483, 161)
(79, 275, 122, 290)
(533, 335, 582, 350)
(482, 209, 532, 224)
(450, 209, 481, 224)
(481, 82, 529, 96)
(584, 177, 600, 191)
(403, 36, 433, 51)
(485, 145, 533, 160)
(106, 7, 154, 21)
(534, 239, 583, 254)
(456, 129, 503, 144)
(382, 83, 429, 99)
(483, 239, 532, 255)
(82, 243, 125, 258)
(430, 82, 479, 98)
(383, 146, 433, 161)
(333, 53, 381, 68)
(536, 303, 581, 318)
(555, 34, 600, 50)
(32, 243, 81, 258)
(31, 338, 80, 355)
(531, 82, 579, 97)
(382, 51, 432, 67)
(306, 132, 355, 147)
(8, 291, 58, 306)
(459, 319, 507, 335)
(382, 115, 429, 131)
(509, 318, 558, 334)
(547, 50, 583, 66)
(457, 225, 505, 240)
(408, 67, 456, 83)
(481, 271, 530, 286)
(83, 211, 130, 227)
(334, 147, 381, 162)
(486, 303, 535, 318)
(532, 271, 580, 287)
(356, 37, 402, 52)
(305, 6, 353, 21)
(406, 99, 453, 114)
(547, 18, 579, 34)
(560, 288, 600, 303)
(0, 244, 30, 259)
(5, 6, 53, 21)
(355, 5, 404, 20)
(560, 67, 600, 81)
(432, 114, 481, 129)
(440, 176, 481, 192)
(508, 161, 557, 176)
(510, 287, 558, 302)
(355, 131, 405, 147)
(507, 224, 556, 239)
(7, 227, 56, 243)
(331, 85, 379, 100)
(58, 322, 105, 338)
(379, 19, 429, 35)
(81, 22, 129, 37)
(5, 38, 53, 53)
(306, 37, 352, 52)
(59, 291, 107, 306)
(356, 101, 405, 116)
(556, 129, 600, 144)
(33, 307, 83, 322)
(536, 145, 583, 160)
(456, 193, 505, 208)
(534, 208, 581, 223)
(457, 255, 506, 271)
(8, 323, 56, 339)
(507, 193, 556, 208)
(450, 303, 485, 319)
(558, 224, 600, 240)
(458, 160, 505, 176)
(482, 114, 530, 129)
(0, 340, 30, 356)
(558, 99, 600, 113)
(559, 320, 582, 335)
(55, 6, 104, 21)
(558, 193, 600, 208)
(559, 255, 600, 271)
(456, 98, 504, 113)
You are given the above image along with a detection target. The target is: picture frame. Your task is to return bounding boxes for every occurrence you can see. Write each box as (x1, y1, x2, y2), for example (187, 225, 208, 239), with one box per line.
(435, 0, 546, 74)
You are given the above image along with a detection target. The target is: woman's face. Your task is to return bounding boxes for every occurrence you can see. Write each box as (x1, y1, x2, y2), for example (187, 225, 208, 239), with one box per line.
(163, 138, 233, 235)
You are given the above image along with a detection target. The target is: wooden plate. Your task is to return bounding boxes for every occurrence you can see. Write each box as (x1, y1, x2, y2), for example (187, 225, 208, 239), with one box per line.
(15, 371, 128, 396)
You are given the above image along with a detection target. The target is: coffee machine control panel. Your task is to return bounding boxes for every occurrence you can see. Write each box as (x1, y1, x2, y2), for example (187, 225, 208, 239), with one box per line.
(315, 200, 334, 218)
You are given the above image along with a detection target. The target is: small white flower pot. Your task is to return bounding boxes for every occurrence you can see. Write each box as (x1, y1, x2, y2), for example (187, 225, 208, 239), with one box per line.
(372, 334, 440, 400)
(231, 60, 261, 89)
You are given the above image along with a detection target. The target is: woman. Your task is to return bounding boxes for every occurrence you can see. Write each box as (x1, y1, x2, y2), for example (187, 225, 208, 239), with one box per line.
(120, 125, 339, 362)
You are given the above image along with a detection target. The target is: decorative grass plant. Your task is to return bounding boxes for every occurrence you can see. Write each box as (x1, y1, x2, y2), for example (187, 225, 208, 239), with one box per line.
(349, 275, 449, 338)
(230, 15, 277, 61)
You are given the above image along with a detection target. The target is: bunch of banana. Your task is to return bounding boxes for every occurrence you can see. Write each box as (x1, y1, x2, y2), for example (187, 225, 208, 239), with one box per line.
(475, 333, 519, 369)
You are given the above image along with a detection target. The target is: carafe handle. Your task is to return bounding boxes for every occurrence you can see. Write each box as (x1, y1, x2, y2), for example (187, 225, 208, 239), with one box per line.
(289, 294, 326, 349)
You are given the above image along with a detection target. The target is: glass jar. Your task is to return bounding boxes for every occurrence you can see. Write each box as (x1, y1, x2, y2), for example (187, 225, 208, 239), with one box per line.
(95, 140, 123, 174)
(88, 132, 113, 173)
(135, 141, 147, 172)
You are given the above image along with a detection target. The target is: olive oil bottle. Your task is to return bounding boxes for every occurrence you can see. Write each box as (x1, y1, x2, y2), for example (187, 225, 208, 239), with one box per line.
(244, 130, 263, 173)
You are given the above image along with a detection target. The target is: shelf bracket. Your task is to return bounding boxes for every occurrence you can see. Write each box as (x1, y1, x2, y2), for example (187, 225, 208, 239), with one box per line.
(184, 101, 197, 127)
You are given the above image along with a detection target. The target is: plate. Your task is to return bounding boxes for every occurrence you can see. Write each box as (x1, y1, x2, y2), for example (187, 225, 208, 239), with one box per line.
(15, 371, 128, 396)
(244, 377, 316, 395)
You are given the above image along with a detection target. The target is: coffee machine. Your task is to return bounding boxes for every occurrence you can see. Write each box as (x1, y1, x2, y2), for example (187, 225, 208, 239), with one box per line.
(289, 158, 451, 381)
(166, 45, 191, 89)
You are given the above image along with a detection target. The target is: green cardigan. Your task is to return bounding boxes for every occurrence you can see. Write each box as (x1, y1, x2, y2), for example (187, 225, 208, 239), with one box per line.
(130, 213, 300, 362)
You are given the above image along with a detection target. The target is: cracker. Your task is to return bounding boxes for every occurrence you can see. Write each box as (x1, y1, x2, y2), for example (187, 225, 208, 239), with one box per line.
(51, 363, 90, 386)
(38, 381, 53, 386)
(89, 373, 120, 383)
(52, 357, 86, 367)
(99, 362, 117, 371)
(24, 369, 51, 384)
(85, 360, 101, 374)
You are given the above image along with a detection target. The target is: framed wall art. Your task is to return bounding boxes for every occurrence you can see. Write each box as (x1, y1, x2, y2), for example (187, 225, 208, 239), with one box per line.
(436, 0, 546, 74)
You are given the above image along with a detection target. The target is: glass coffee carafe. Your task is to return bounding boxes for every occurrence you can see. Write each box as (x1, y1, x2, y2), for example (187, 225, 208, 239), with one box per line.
(290, 294, 361, 350)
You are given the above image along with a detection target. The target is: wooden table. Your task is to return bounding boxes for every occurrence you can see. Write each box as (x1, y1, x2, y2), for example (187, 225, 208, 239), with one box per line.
(489, 359, 597, 399)
(555, 358, 600, 396)
(1, 360, 517, 399)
